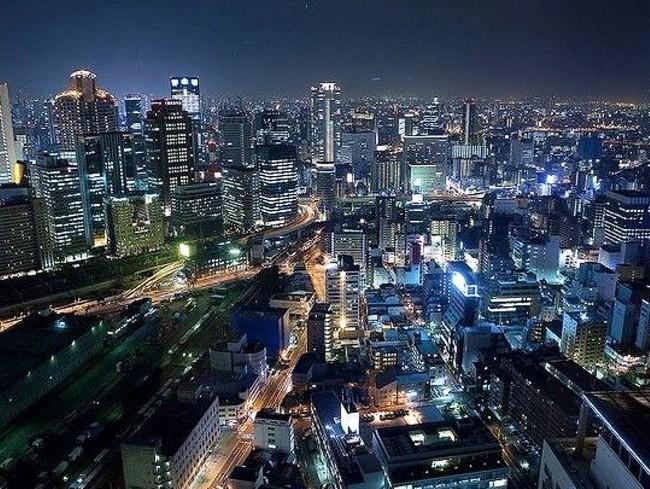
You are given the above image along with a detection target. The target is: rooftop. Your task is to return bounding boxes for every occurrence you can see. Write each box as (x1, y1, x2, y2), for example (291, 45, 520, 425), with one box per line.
(0, 313, 101, 391)
(584, 390, 650, 471)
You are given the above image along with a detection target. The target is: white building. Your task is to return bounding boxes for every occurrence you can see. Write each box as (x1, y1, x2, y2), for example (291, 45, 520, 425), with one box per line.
(253, 410, 295, 455)
(0, 83, 16, 184)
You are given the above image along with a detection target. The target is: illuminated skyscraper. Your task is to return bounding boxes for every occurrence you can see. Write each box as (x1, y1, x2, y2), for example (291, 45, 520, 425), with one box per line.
(325, 255, 361, 350)
(220, 111, 259, 233)
(258, 144, 298, 228)
(52, 70, 118, 162)
(76, 132, 139, 245)
(462, 98, 478, 145)
(124, 95, 143, 132)
(403, 134, 449, 194)
(310, 82, 341, 162)
(30, 154, 87, 262)
(144, 99, 195, 216)
(0, 83, 17, 184)
(170, 77, 200, 121)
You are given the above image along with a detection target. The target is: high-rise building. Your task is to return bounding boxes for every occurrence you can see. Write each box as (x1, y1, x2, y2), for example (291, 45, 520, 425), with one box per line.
(145, 99, 195, 216)
(373, 145, 402, 193)
(170, 77, 201, 166)
(0, 185, 51, 276)
(76, 132, 139, 245)
(603, 190, 650, 244)
(340, 128, 377, 180)
(170, 77, 200, 121)
(462, 98, 479, 145)
(403, 134, 448, 194)
(258, 144, 298, 228)
(0, 84, 17, 184)
(325, 255, 361, 349)
(124, 95, 147, 190)
(52, 70, 118, 162)
(30, 154, 87, 262)
(307, 303, 334, 362)
(376, 195, 398, 250)
(310, 82, 341, 163)
(315, 162, 336, 217)
(255, 109, 290, 145)
(124, 95, 143, 132)
(329, 227, 368, 270)
(105, 193, 164, 258)
(483, 274, 541, 326)
(171, 182, 223, 238)
(560, 311, 606, 371)
(220, 111, 259, 234)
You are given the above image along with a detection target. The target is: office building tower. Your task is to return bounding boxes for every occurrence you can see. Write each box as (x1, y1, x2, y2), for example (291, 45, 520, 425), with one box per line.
(539, 391, 650, 489)
(315, 161, 336, 217)
(509, 136, 534, 167)
(76, 132, 139, 245)
(124, 95, 147, 189)
(258, 144, 298, 228)
(0, 84, 17, 183)
(171, 76, 201, 166)
(329, 227, 368, 270)
(376, 195, 398, 250)
(0, 186, 50, 276)
(609, 283, 650, 346)
(105, 193, 164, 258)
(462, 98, 479, 145)
(403, 134, 449, 194)
(171, 182, 223, 238)
(560, 311, 606, 371)
(373, 145, 401, 193)
(512, 234, 560, 283)
(220, 111, 259, 234)
(124, 95, 143, 132)
(170, 77, 200, 121)
(430, 217, 458, 263)
(307, 303, 334, 362)
(30, 154, 87, 262)
(255, 109, 290, 145)
(340, 127, 377, 180)
(310, 82, 341, 162)
(52, 70, 118, 162)
(603, 190, 650, 244)
(325, 255, 361, 348)
(145, 99, 194, 216)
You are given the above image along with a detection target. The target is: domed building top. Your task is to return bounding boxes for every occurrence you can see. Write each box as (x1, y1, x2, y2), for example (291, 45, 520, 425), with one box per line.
(55, 69, 115, 103)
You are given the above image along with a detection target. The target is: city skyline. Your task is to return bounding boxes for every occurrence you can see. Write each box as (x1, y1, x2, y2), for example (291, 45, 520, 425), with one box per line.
(1, 0, 650, 100)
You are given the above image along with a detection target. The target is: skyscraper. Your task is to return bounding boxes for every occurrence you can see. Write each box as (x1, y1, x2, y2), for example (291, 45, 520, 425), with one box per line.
(171, 76, 201, 166)
(603, 190, 650, 244)
(170, 77, 200, 121)
(0, 84, 17, 184)
(325, 255, 361, 350)
(144, 99, 195, 216)
(124, 95, 143, 132)
(258, 144, 298, 228)
(30, 154, 87, 262)
(124, 95, 147, 190)
(310, 82, 341, 163)
(462, 98, 478, 145)
(105, 193, 164, 258)
(76, 132, 139, 245)
(315, 161, 336, 218)
(220, 111, 259, 234)
(0, 185, 51, 276)
(403, 134, 449, 194)
(255, 109, 290, 145)
(52, 70, 118, 162)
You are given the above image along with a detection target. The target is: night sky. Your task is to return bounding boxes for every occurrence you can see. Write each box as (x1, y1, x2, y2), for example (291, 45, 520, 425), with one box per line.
(1, 0, 649, 100)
